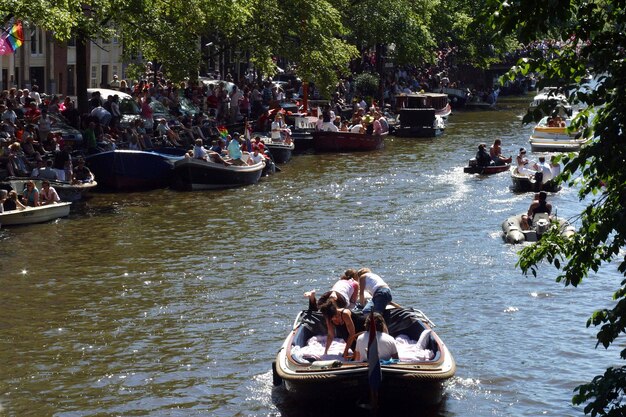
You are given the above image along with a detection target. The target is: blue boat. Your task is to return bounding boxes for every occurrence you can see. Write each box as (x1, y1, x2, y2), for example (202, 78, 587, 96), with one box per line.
(85, 149, 186, 191)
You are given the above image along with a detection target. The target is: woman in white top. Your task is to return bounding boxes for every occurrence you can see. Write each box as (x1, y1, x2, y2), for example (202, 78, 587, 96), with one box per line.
(516, 147, 536, 177)
(358, 268, 392, 314)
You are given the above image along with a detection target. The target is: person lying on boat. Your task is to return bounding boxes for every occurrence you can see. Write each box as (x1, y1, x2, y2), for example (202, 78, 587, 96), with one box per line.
(304, 269, 360, 311)
(521, 191, 552, 230)
(72, 158, 94, 183)
(193, 138, 231, 166)
(319, 299, 366, 358)
(2, 190, 26, 211)
(358, 268, 392, 314)
(475, 143, 493, 167)
(489, 139, 512, 165)
(354, 312, 398, 362)
(39, 180, 61, 205)
(516, 147, 537, 177)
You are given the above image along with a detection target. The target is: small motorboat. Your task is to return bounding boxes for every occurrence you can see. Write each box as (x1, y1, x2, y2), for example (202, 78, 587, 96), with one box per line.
(0, 202, 72, 227)
(251, 132, 294, 164)
(312, 131, 386, 152)
(463, 159, 511, 175)
(172, 156, 265, 191)
(510, 166, 561, 193)
(529, 116, 590, 152)
(290, 114, 317, 154)
(86, 149, 186, 191)
(273, 306, 456, 406)
(502, 213, 575, 244)
(1, 178, 97, 202)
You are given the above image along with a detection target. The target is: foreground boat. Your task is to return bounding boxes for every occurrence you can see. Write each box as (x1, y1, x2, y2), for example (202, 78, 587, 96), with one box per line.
(510, 166, 561, 193)
(2, 178, 97, 202)
(85, 149, 186, 191)
(463, 160, 511, 175)
(0, 202, 72, 227)
(172, 157, 264, 190)
(529, 116, 590, 152)
(312, 131, 386, 152)
(273, 306, 456, 406)
(502, 213, 575, 244)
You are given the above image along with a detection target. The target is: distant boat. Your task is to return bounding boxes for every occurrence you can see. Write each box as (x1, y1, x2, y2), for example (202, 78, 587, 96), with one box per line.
(529, 116, 590, 152)
(0, 202, 72, 227)
(172, 157, 265, 191)
(510, 166, 561, 193)
(290, 114, 318, 154)
(463, 160, 511, 175)
(395, 92, 452, 120)
(85, 149, 186, 191)
(393, 108, 446, 138)
(528, 87, 572, 117)
(312, 131, 385, 152)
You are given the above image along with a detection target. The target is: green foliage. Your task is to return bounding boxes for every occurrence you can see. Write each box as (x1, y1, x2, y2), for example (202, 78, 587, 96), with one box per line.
(489, 0, 626, 414)
(352, 72, 379, 97)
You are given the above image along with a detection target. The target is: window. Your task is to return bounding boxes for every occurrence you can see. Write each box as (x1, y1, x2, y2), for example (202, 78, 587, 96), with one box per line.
(30, 27, 44, 55)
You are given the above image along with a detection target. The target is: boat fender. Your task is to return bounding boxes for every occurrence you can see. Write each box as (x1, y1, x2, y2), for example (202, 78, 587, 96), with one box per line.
(271, 361, 282, 386)
(310, 360, 342, 369)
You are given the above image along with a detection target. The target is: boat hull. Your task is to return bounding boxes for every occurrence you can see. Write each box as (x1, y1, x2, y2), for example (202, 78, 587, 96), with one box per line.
(464, 162, 510, 175)
(274, 308, 456, 406)
(85, 150, 184, 191)
(172, 158, 264, 190)
(312, 131, 385, 152)
(265, 142, 294, 164)
(0, 202, 72, 226)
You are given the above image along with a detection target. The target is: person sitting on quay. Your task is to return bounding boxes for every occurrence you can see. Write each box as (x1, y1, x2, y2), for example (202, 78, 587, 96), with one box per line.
(489, 139, 512, 165)
(156, 118, 182, 147)
(521, 190, 553, 230)
(39, 180, 61, 205)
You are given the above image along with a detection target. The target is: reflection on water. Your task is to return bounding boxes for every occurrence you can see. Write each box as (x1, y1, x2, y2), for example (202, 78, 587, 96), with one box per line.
(0, 96, 621, 417)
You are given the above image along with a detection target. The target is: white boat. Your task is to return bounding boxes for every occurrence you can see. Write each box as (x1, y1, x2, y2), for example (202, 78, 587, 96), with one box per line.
(273, 306, 456, 406)
(528, 87, 572, 117)
(0, 202, 72, 227)
(502, 213, 575, 244)
(529, 116, 590, 152)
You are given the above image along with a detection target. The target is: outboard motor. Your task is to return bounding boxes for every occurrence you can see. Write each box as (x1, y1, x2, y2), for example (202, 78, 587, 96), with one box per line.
(533, 213, 551, 237)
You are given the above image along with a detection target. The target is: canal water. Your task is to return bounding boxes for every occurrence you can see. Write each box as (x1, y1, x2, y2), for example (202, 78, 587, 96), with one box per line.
(0, 95, 621, 417)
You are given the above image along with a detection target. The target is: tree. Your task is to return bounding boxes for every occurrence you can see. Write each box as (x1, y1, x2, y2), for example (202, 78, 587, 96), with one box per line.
(487, 1, 626, 415)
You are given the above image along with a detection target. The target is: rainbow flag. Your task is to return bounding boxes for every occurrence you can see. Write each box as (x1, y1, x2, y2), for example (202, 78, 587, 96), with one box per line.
(217, 126, 229, 140)
(0, 20, 23, 56)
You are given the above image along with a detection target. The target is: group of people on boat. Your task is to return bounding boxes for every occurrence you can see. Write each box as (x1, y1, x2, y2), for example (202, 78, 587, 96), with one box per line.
(515, 149, 560, 183)
(315, 104, 389, 136)
(303, 268, 397, 361)
(475, 138, 513, 167)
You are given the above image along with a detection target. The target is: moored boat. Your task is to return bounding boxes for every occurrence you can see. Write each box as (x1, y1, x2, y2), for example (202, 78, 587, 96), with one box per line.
(252, 132, 294, 164)
(172, 156, 264, 191)
(395, 92, 452, 120)
(273, 306, 456, 406)
(529, 116, 590, 152)
(85, 149, 186, 191)
(502, 213, 575, 244)
(510, 166, 561, 193)
(312, 131, 385, 152)
(0, 202, 72, 227)
(463, 160, 511, 175)
(290, 114, 318, 154)
(2, 178, 97, 202)
(393, 108, 446, 138)
(528, 87, 572, 117)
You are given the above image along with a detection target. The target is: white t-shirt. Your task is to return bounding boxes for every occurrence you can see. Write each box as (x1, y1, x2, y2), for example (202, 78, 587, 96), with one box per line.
(355, 331, 398, 361)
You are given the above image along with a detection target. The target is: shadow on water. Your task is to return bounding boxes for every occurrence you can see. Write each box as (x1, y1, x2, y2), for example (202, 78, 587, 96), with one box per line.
(271, 386, 447, 417)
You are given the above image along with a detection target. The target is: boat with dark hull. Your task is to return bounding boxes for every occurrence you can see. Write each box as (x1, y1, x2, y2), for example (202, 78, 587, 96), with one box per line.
(273, 306, 456, 406)
(312, 131, 385, 152)
(463, 160, 511, 175)
(290, 115, 318, 154)
(393, 108, 446, 138)
(395, 93, 452, 120)
(85, 149, 185, 191)
(510, 167, 561, 193)
(172, 157, 264, 190)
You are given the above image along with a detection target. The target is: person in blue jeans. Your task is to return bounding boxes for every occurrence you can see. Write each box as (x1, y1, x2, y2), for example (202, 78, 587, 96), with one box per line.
(357, 268, 392, 314)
